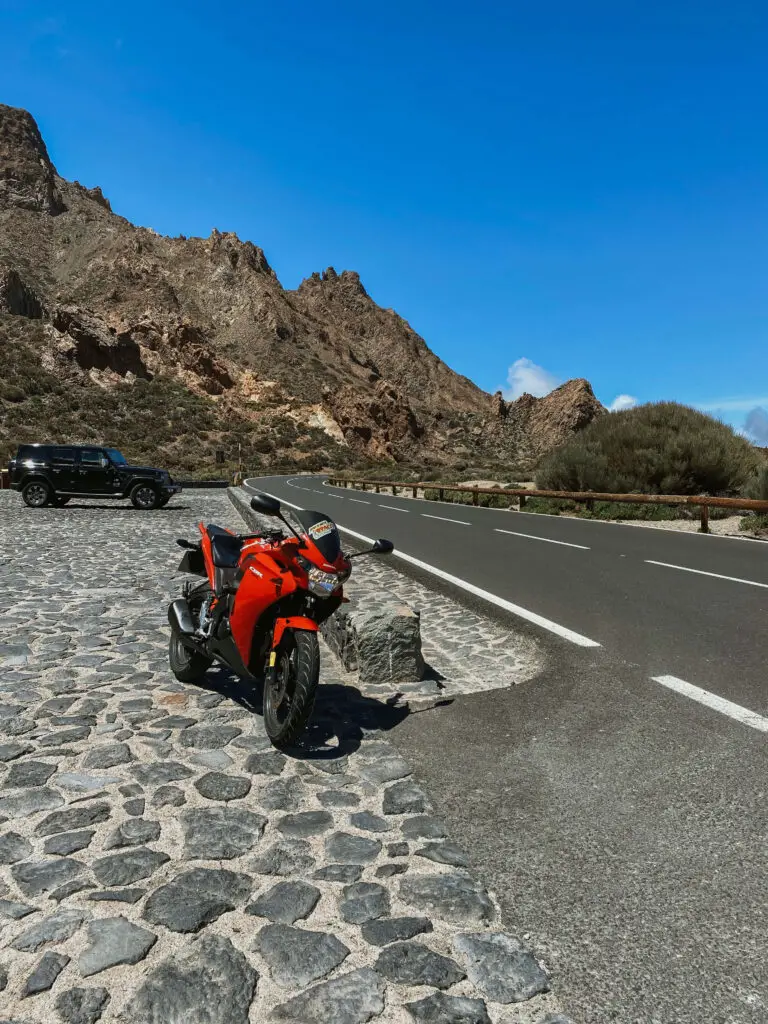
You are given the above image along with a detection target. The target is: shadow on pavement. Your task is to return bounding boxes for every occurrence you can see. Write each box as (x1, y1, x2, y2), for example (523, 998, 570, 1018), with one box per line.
(188, 668, 452, 761)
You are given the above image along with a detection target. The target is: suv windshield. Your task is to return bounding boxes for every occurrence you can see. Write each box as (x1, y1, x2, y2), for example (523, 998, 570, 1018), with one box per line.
(104, 448, 127, 465)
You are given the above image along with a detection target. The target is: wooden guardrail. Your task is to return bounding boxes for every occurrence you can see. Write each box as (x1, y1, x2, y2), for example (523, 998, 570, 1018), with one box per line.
(326, 477, 768, 533)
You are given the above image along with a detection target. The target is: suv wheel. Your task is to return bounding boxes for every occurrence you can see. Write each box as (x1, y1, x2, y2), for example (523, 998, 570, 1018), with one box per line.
(22, 480, 52, 508)
(130, 483, 160, 510)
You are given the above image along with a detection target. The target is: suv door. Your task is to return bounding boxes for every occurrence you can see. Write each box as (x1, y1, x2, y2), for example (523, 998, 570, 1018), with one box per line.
(49, 446, 77, 492)
(77, 448, 113, 494)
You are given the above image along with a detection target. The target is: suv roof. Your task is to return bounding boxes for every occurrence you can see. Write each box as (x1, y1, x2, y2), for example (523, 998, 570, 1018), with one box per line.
(17, 444, 109, 450)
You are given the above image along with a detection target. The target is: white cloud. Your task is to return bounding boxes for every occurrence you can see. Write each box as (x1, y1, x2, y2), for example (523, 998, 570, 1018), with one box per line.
(503, 358, 560, 400)
(744, 407, 768, 445)
(608, 394, 638, 412)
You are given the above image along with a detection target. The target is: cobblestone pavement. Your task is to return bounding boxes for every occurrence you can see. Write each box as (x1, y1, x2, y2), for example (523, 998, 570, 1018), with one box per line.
(0, 490, 567, 1024)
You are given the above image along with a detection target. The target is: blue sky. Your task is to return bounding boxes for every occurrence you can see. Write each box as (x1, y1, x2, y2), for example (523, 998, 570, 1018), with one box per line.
(2, 1, 767, 439)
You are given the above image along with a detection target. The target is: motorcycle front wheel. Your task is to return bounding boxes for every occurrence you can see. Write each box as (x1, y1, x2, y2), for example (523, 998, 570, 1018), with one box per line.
(264, 630, 319, 749)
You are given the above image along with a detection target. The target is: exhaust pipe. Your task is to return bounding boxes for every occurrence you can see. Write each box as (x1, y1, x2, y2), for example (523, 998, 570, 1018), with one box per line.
(168, 598, 195, 635)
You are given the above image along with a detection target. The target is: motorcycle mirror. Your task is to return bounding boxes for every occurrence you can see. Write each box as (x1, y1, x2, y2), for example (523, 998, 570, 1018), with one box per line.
(250, 493, 281, 516)
(348, 538, 395, 559)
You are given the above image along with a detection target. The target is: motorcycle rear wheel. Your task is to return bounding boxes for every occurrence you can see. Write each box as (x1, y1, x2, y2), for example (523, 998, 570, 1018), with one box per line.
(169, 631, 212, 683)
(168, 584, 213, 682)
(264, 630, 319, 749)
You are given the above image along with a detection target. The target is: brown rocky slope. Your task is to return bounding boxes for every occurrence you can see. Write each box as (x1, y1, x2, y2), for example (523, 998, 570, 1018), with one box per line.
(0, 104, 604, 475)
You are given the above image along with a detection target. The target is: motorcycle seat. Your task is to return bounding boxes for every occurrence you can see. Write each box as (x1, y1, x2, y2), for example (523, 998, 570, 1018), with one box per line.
(206, 525, 243, 568)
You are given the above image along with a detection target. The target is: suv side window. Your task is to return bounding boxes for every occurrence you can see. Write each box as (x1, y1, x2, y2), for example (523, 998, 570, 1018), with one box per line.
(51, 447, 77, 464)
(80, 449, 105, 466)
(18, 445, 51, 461)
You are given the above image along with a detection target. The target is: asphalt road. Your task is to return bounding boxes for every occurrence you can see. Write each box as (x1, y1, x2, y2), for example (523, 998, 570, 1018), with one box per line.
(245, 474, 768, 1024)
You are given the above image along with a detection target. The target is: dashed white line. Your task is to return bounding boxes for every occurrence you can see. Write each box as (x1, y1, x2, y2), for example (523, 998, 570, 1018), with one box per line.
(652, 675, 768, 733)
(380, 504, 409, 512)
(422, 513, 471, 525)
(245, 484, 600, 648)
(349, 498, 370, 505)
(495, 529, 590, 550)
(646, 560, 768, 589)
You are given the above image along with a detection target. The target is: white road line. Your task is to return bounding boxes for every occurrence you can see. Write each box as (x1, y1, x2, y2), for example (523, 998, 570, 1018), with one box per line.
(245, 484, 600, 648)
(422, 513, 471, 525)
(380, 504, 409, 512)
(646, 560, 768, 589)
(349, 498, 370, 505)
(495, 528, 589, 550)
(652, 675, 768, 733)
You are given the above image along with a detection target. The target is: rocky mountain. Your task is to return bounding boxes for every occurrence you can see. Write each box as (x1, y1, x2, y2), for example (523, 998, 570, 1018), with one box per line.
(0, 104, 605, 475)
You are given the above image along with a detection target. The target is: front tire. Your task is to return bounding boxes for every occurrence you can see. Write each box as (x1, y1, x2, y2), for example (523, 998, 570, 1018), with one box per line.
(22, 480, 52, 508)
(264, 630, 319, 749)
(130, 482, 160, 510)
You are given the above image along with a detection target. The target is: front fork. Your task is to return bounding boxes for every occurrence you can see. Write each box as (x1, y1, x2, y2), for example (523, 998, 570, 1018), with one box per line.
(264, 649, 278, 694)
(264, 616, 319, 688)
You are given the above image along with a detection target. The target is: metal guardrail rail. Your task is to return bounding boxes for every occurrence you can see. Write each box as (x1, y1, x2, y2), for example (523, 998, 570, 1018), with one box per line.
(326, 477, 768, 533)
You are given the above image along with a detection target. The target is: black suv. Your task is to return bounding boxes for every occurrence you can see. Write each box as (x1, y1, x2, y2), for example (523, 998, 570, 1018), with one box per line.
(8, 444, 182, 510)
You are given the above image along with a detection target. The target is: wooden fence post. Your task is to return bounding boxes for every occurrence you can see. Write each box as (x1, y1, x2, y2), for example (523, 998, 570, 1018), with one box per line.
(412, 486, 417, 498)
(472, 490, 479, 506)
(392, 485, 398, 496)
(700, 504, 709, 533)
(375, 484, 380, 493)
(519, 494, 527, 510)
(438, 488, 444, 502)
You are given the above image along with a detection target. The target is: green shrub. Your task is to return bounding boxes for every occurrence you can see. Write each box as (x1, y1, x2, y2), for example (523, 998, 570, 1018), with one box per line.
(742, 467, 768, 501)
(536, 402, 759, 496)
(740, 513, 768, 533)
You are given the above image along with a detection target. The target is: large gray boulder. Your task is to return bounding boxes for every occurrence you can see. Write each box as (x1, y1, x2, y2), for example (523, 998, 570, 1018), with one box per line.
(322, 583, 425, 684)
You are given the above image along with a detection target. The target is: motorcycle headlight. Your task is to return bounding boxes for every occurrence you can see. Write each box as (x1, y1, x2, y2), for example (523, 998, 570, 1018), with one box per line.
(297, 556, 348, 598)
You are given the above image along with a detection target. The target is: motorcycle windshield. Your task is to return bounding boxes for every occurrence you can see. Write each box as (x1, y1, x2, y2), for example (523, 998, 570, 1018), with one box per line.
(294, 509, 342, 562)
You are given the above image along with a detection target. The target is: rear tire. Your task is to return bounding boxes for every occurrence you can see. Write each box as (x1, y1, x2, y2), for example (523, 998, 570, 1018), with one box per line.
(130, 482, 160, 510)
(264, 630, 319, 749)
(169, 631, 213, 683)
(22, 480, 52, 508)
(168, 583, 213, 683)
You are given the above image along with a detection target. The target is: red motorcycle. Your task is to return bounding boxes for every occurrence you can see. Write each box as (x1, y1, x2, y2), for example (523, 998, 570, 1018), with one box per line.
(168, 492, 393, 748)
